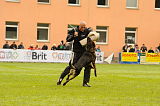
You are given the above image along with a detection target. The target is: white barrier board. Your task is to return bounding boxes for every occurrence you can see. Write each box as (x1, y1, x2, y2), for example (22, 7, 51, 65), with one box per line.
(0, 49, 104, 63)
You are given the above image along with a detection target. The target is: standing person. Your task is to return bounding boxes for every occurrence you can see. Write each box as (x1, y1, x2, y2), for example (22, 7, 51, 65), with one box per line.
(10, 41, 17, 49)
(122, 43, 128, 52)
(3, 41, 10, 49)
(57, 21, 92, 87)
(140, 44, 147, 53)
(96, 46, 101, 52)
(18, 42, 24, 49)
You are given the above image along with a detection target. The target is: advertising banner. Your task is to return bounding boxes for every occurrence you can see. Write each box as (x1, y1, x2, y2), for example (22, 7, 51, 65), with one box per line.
(121, 52, 138, 62)
(0, 49, 104, 63)
(146, 53, 160, 62)
(140, 53, 160, 64)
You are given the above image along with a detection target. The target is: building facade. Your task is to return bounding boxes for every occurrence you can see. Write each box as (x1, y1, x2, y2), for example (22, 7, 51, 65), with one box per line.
(0, 0, 160, 57)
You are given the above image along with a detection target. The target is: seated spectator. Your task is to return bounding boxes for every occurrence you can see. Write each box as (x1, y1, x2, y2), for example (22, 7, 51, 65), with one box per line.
(51, 44, 57, 50)
(122, 43, 128, 52)
(57, 40, 65, 50)
(148, 47, 154, 53)
(10, 41, 17, 49)
(42, 44, 48, 50)
(18, 42, 24, 49)
(28, 44, 34, 50)
(140, 44, 147, 53)
(157, 43, 160, 51)
(96, 46, 101, 52)
(35, 45, 41, 50)
(3, 41, 10, 49)
(155, 47, 159, 53)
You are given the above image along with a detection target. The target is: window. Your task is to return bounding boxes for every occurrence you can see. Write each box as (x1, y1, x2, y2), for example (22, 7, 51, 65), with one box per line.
(68, 0, 80, 5)
(97, 0, 109, 7)
(126, 0, 138, 9)
(68, 24, 78, 32)
(96, 26, 108, 44)
(38, 0, 50, 4)
(125, 28, 136, 44)
(155, 0, 160, 9)
(6, 0, 20, 2)
(37, 23, 49, 42)
(5, 22, 18, 40)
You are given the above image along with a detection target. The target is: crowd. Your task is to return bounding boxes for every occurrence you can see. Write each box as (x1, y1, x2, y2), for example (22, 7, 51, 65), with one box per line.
(2, 40, 102, 52)
(2, 40, 72, 50)
(122, 43, 160, 53)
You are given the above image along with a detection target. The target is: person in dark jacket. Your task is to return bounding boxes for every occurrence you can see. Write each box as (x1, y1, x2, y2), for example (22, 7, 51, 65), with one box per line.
(42, 44, 48, 50)
(3, 41, 10, 49)
(51, 44, 57, 50)
(140, 44, 147, 53)
(148, 47, 154, 53)
(122, 43, 128, 52)
(10, 41, 17, 49)
(18, 42, 24, 49)
(57, 21, 92, 87)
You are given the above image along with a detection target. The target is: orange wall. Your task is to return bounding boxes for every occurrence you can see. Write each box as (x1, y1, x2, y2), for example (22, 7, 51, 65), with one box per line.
(0, 0, 160, 57)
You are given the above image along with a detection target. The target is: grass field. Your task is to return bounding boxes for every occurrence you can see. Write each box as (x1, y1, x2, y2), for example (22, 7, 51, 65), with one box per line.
(0, 62, 160, 106)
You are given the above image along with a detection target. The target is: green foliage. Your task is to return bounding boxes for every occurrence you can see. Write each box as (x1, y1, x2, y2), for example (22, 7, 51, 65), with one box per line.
(0, 63, 160, 105)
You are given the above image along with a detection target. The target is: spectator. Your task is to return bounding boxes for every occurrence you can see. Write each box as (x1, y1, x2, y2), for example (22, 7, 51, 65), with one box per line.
(135, 46, 140, 53)
(135, 44, 140, 53)
(122, 43, 128, 52)
(57, 40, 65, 50)
(157, 43, 160, 51)
(155, 47, 159, 53)
(127, 45, 131, 52)
(3, 41, 10, 49)
(129, 45, 135, 52)
(10, 41, 17, 49)
(35, 45, 41, 50)
(18, 42, 24, 49)
(148, 47, 154, 53)
(63, 42, 70, 50)
(51, 44, 57, 50)
(66, 42, 72, 50)
(28, 44, 34, 50)
(42, 44, 48, 50)
(96, 46, 101, 52)
(140, 44, 147, 53)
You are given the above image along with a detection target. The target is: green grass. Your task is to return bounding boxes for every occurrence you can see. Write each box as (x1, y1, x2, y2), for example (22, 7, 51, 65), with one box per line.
(0, 63, 160, 106)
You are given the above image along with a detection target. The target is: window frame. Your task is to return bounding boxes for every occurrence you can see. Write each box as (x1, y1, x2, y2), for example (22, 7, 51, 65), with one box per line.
(6, 0, 20, 2)
(96, 26, 108, 44)
(125, 28, 137, 45)
(126, 0, 138, 9)
(97, 0, 110, 8)
(37, 24, 50, 42)
(5, 23, 19, 41)
(68, 0, 80, 6)
(37, 0, 51, 4)
(155, 0, 160, 10)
